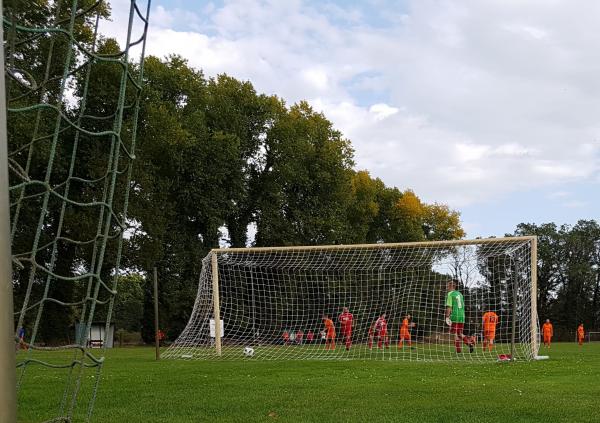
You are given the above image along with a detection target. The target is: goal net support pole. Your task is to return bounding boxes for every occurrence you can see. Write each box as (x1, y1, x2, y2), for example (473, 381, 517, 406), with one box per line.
(531, 236, 539, 355)
(212, 253, 222, 356)
(166, 236, 539, 362)
(0, 0, 17, 418)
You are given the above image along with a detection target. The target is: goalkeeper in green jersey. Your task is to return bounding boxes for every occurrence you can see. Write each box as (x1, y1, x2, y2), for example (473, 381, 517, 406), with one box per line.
(445, 279, 474, 353)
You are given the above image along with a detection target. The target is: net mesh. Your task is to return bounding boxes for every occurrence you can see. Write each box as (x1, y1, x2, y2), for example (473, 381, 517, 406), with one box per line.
(4, 0, 150, 421)
(164, 238, 539, 362)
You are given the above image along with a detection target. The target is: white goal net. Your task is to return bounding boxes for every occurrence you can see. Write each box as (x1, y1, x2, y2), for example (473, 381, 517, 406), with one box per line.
(164, 237, 539, 361)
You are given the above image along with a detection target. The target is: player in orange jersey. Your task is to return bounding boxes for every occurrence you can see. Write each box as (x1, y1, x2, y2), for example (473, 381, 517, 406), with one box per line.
(375, 313, 389, 349)
(542, 319, 553, 348)
(482, 310, 499, 352)
(323, 315, 336, 350)
(577, 323, 585, 346)
(398, 313, 412, 348)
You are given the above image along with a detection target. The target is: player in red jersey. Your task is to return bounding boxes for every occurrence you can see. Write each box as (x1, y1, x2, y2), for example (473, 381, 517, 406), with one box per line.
(375, 313, 390, 349)
(282, 330, 290, 345)
(296, 329, 304, 345)
(338, 307, 354, 351)
(368, 322, 375, 350)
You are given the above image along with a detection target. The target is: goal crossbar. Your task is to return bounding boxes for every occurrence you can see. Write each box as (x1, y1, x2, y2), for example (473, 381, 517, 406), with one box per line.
(211, 236, 537, 253)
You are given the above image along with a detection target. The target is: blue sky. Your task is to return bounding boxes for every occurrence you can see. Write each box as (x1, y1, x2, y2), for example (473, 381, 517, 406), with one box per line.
(106, 0, 600, 238)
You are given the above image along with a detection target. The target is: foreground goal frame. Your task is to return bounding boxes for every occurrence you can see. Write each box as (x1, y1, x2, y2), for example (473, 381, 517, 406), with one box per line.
(165, 236, 539, 362)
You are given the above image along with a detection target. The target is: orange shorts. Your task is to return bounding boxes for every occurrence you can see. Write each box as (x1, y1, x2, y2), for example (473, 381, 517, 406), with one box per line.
(400, 331, 410, 340)
(484, 330, 496, 340)
(326, 332, 336, 339)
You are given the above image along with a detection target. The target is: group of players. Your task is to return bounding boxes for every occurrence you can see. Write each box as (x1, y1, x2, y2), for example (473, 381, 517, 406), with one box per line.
(319, 280, 501, 353)
(541, 319, 586, 348)
(293, 278, 587, 353)
(321, 307, 415, 351)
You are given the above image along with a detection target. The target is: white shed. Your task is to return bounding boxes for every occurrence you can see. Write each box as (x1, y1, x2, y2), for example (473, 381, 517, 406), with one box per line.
(75, 323, 115, 348)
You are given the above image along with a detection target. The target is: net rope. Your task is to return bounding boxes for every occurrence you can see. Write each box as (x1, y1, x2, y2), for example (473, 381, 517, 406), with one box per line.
(4, 1, 150, 421)
(164, 238, 539, 362)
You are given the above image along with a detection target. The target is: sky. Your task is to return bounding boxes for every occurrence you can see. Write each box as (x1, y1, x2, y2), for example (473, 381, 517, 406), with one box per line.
(103, 0, 600, 238)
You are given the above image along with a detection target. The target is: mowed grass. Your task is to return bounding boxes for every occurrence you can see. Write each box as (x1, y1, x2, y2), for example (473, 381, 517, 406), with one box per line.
(17, 343, 600, 422)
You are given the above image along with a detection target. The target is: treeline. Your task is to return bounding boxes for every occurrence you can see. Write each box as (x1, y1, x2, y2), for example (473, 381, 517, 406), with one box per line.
(6, 2, 464, 344)
(131, 56, 465, 341)
(513, 221, 600, 340)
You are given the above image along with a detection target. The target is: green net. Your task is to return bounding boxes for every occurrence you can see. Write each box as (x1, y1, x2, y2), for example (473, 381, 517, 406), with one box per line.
(3, 0, 150, 421)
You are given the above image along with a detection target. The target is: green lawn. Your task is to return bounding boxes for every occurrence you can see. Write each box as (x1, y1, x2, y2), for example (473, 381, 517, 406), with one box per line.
(17, 343, 600, 422)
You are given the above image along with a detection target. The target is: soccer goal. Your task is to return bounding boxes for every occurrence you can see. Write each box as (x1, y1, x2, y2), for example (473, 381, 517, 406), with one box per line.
(164, 237, 539, 362)
(586, 332, 600, 342)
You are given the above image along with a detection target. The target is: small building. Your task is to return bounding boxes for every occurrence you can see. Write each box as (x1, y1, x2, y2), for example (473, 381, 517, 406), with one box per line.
(74, 322, 115, 348)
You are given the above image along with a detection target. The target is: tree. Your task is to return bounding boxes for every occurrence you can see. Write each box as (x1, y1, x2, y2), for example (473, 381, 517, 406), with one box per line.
(345, 171, 381, 243)
(423, 203, 465, 241)
(513, 220, 600, 338)
(254, 101, 355, 246)
(113, 274, 145, 332)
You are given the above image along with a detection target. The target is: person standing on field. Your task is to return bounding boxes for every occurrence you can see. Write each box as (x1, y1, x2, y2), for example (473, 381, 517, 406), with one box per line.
(296, 329, 304, 345)
(17, 326, 27, 351)
(282, 330, 290, 345)
(398, 313, 412, 348)
(338, 307, 354, 351)
(542, 319, 553, 348)
(577, 323, 585, 346)
(445, 279, 474, 353)
(323, 315, 336, 350)
(375, 313, 389, 349)
(482, 310, 499, 352)
(368, 321, 375, 350)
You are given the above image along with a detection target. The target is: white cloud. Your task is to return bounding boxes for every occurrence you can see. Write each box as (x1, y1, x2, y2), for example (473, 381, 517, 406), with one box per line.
(547, 191, 569, 200)
(369, 103, 399, 121)
(103, 0, 600, 211)
(301, 67, 329, 90)
(563, 200, 588, 209)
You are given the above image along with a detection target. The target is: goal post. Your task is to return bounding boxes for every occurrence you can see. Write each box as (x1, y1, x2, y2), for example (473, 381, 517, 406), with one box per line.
(586, 332, 600, 342)
(211, 252, 222, 356)
(164, 236, 539, 362)
(0, 1, 17, 418)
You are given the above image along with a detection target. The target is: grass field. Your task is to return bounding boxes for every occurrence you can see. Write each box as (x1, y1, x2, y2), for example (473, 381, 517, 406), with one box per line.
(17, 343, 600, 422)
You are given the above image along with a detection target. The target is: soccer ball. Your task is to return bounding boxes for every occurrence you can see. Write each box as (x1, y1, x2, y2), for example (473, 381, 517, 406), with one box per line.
(243, 346, 254, 357)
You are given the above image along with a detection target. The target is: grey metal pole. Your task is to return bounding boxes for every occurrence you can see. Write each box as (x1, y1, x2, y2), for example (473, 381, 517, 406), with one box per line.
(153, 267, 159, 361)
(511, 259, 518, 361)
(211, 253, 222, 356)
(250, 267, 256, 345)
(0, 0, 17, 420)
(530, 237, 538, 357)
